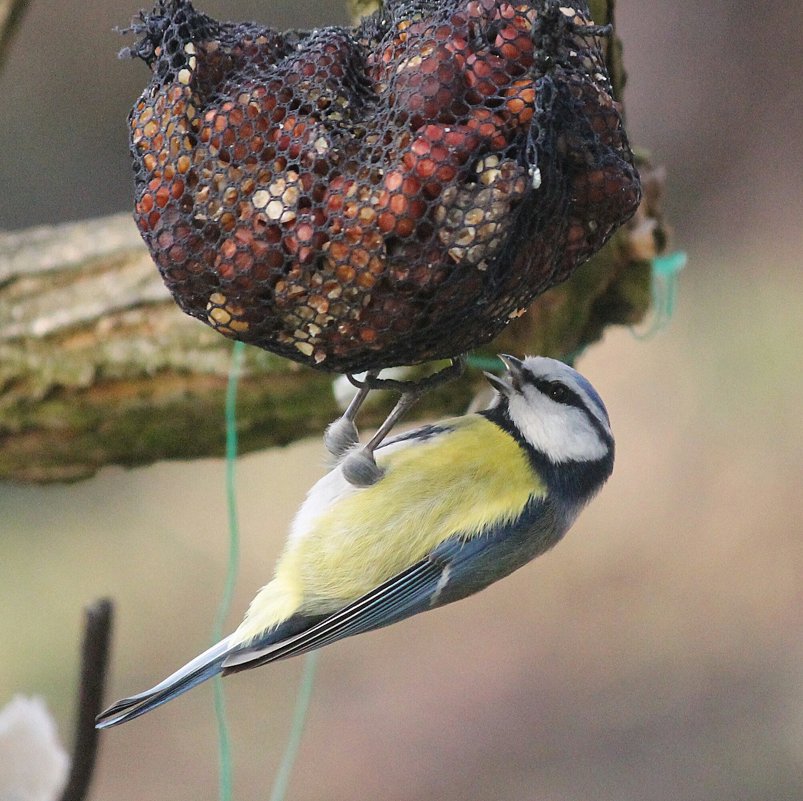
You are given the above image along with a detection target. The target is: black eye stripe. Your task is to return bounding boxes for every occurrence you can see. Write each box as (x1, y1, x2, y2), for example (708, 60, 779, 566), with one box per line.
(525, 374, 585, 410)
(520, 370, 614, 448)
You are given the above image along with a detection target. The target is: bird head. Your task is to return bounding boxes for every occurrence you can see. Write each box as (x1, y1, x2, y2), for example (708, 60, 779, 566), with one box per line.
(484, 355, 613, 465)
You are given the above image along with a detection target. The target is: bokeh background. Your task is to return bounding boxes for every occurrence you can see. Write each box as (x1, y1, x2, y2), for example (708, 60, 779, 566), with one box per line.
(1, 1, 801, 800)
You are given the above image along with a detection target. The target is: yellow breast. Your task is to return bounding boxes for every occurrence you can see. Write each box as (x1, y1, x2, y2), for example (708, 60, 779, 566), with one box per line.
(288, 416, 543, 607)
(235, 416, 545, 640)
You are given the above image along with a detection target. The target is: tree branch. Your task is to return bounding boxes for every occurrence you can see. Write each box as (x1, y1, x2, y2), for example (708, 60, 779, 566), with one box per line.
(0, 175, 661, 484)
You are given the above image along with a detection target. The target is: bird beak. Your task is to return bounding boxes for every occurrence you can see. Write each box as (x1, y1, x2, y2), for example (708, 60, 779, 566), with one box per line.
(483, 354, 524, 397)
(498, 353, 524, 376)
(483, 371, 514, 396)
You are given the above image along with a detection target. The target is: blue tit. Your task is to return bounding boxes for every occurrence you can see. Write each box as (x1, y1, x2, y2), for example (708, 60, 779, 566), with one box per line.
(96, 354, 614, 729)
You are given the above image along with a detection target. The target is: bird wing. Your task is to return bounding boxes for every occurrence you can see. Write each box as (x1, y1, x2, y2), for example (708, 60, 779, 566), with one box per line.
(222, 494, 557, 674)
(95, 637, 234, 728)
(272, 414, 546, 611)
(222, 556, 447, 672)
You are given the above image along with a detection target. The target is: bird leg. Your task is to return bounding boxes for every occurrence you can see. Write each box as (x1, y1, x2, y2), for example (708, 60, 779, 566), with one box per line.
(323, 372, 377, 459)
(340, 389, 423, 486)
(339, 356, 467, 487)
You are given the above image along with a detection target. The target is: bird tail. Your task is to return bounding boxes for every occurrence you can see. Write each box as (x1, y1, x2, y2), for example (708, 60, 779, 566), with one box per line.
(95, 637, 234, 729)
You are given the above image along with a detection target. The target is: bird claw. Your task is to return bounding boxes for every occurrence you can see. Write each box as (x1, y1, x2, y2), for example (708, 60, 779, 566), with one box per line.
(341, 448, 385, 487)
(329, 356, 467, 485)
(324, 415, 360, 458)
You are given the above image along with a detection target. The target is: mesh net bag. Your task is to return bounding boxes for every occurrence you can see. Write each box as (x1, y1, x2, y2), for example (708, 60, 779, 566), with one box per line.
(124, 0, 641, 372)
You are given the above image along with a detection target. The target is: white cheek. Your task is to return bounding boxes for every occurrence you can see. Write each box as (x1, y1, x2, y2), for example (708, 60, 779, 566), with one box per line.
(509, 394, 608, 463)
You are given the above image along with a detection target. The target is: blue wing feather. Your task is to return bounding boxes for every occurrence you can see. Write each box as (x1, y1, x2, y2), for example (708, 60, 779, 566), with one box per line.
(96, 638, 233, 728)
(222, 558, 445, 671)
(96, 497, 563, 727)
(223, 495, 561, 673)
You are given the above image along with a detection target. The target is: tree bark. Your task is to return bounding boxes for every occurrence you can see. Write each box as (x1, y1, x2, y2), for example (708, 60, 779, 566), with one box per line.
(0, 0, 665, 483)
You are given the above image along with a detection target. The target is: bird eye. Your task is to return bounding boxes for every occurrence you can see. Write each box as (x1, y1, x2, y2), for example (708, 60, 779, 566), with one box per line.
(548, 382, 569, 403)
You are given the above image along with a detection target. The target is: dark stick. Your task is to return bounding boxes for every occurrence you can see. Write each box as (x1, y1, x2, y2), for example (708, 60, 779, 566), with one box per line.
(59, 599, 114, 801)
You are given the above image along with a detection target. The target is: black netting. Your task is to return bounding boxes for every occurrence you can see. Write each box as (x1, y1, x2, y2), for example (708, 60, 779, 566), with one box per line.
(124, 0, 641, 372)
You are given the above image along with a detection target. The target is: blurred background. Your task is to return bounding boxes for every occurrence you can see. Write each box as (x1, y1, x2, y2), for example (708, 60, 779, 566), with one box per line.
(1, 1, 801, 800)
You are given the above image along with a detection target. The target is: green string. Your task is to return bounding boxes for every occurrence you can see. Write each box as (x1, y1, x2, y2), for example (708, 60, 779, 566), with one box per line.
(213, 340, 246, 801)
(213, 340, 319, 801)
(268, 651, 320, 801)
(631, 251, 687, 340)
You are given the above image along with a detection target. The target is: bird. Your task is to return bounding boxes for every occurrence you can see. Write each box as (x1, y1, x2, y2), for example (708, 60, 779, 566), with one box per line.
(96, 354, 614, 729)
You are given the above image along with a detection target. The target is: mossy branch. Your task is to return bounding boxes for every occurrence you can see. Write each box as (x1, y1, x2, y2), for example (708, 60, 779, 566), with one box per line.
(0, 160, 663, 484)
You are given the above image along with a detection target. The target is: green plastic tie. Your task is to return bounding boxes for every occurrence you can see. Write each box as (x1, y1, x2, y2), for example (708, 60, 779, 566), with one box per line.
(632, 251, 687, 340)
(465, 354, 506, 372)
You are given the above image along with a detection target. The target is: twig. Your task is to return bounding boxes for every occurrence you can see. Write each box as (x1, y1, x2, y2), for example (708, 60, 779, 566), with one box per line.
(59, 599, 114, 801)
